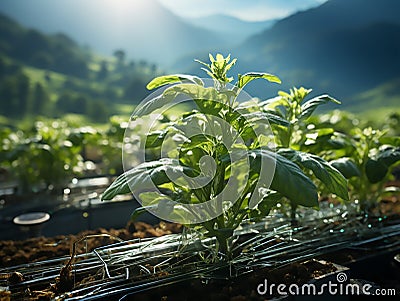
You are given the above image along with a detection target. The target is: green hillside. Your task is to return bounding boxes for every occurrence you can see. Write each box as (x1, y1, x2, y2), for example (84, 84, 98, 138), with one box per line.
(0, 13, 159, 123)
(349, 78, 400, 120)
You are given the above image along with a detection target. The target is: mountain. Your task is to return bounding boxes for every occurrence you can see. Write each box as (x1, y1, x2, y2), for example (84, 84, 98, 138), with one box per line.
(0, 0, 226, 68)
(0, 13, 160, 121)
(185, 14, 276, 44)
(236, 0, 400, 108)
(0, 13, 89, 78)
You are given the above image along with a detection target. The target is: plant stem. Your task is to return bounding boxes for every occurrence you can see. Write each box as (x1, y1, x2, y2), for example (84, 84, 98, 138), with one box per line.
(290, 202, 298, 226)
(216, 234, 232, 261)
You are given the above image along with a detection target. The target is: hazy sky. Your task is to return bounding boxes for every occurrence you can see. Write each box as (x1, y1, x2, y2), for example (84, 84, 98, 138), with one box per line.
(159, 0, 328, 21)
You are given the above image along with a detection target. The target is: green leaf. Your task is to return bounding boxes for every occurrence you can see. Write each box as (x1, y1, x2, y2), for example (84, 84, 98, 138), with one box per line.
(215, 53, 224, 62)
(226, 58, 237, 72)
(259, 96, 289, 111)
(249, 150, 319, 207)
(101, 159, 199, 201)
(241, 111, 290, 127)
(145, 130, 167, 148)
(132, 93, 172, 119)
(130, 206, 156, 221)
(237, 72, 281, 89)
(366, 147, 400, 183)
(306, 128, 335, 139)
(304, 128, 335, 148)
(130, 194, 193, 222)
(179, 146, 208, 171)
(326, 132, 357, 151)
(146, 74, 204, 90)
(138, 191, 176, 212)
(299, 95, 340, 120)
(377, 147, 400, 167)
(330, 158, 361, 179)
(134, 84, 220, 119)
(379, 136, 400, 147)
(277, 149, 349, 201)
(101, 173, 131, 200)
(257, 190, 283, 215)
(365, 159, 388, 184)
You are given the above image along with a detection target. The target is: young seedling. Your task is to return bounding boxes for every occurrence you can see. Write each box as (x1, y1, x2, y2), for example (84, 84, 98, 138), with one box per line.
(102, 54, 348, 260)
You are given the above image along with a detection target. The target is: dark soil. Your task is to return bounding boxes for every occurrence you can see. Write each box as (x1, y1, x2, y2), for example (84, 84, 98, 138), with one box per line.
(124, 260, 337, 301)
(0, 221, 182, 268)
(377, 198, 400, 216)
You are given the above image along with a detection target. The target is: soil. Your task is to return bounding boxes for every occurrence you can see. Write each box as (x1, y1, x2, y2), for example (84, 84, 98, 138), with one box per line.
(0, 221, 182, 268)
(124, 260, 337, 301)
(377, 199, 400, 216)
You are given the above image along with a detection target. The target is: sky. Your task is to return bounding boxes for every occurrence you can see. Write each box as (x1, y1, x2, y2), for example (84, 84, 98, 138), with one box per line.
(158, 0, 328, 21)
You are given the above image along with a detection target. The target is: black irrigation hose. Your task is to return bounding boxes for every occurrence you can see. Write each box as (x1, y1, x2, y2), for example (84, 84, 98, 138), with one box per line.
(1, 206, 400, 300)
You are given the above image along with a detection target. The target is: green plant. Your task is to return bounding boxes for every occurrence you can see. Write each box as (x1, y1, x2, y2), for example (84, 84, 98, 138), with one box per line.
(102, 54, 348, 260)
(1, 120, 85, 193)
(260, 87, 349, 219)
(330, 127, 400, 211)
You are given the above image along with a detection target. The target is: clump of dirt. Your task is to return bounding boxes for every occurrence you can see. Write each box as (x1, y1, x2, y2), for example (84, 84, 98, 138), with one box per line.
(261, 260, 336, 284)
(0, 289, 11, 301)
(378, 199, 400, 216)
(0, 221, 182, 268)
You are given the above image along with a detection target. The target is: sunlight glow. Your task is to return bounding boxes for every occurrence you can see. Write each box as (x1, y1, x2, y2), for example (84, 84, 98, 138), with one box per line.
(92, 0, 151, 20)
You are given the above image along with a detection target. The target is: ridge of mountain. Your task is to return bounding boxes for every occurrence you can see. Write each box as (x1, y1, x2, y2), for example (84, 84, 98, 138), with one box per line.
(234, 0, 400, 106)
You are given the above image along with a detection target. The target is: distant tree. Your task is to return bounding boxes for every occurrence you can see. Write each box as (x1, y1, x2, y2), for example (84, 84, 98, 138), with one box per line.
(16, 73, 30, 116)
(0, 57, 5, 78)
(124, 78, 148, 103)
(97, 60, 109, 80)
(87, 100, 109, 122)
(150, 63, 157, 74)
(104, 88, 118, 99)
(16, 30, 50, 61)
(0, 58, 21, 79)
(44, 72, 51, 82)
(0, 72, 30, 117)
(0, 76, 18, 116)
(139, 60, 147, 68)
(57, 93, 74, 114)
(32, 83, 49, 115)
(75, 96, 89, 115)
(31, 51, 53, 69)
(53, 51, 89, 78)
(57, 94, 89, 115)
(113, 49, 126, 68)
